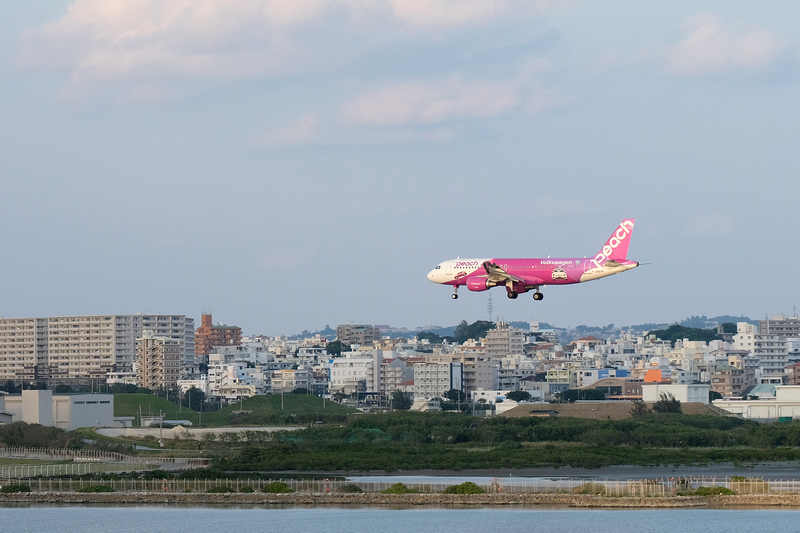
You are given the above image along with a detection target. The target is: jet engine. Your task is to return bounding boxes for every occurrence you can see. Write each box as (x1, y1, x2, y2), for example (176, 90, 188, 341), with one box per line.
(466, 276, 496, 292)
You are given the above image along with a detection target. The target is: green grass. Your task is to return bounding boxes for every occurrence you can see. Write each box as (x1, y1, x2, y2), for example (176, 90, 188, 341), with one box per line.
(113, 393, 356, 427)
(114, 394, 189, 421)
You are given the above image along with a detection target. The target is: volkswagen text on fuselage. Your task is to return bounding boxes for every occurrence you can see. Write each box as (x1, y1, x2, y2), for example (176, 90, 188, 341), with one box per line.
(427, 219, 639, 300)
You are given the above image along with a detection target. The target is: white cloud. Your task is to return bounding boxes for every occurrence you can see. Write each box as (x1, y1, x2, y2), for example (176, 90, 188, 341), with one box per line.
(385, 0, 565, 28)
(683, 212, 734, 236)
(339, 65, 566, 128)
(340, 76, 519, 127)
(260, 114, 320, 147)
(253, 55, 567, 147)
(19, 0, 567, 101)
(659, 15, 789, 76)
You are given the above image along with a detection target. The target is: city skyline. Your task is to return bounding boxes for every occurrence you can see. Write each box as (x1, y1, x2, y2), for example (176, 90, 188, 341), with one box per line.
(2, 2, 799, 336)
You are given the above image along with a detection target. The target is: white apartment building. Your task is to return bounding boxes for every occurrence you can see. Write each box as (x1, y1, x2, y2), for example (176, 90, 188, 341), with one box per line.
(755, 333, 789, 377)
(329, 350, 383, 395)
(211, 341, 273, 365)
(734, 322, 757, 353)
(413, 361, 463, 400)
(271, 368, 311, 394)
(759, 315, 800, 337)
(485, 321, 526, 358)
(0, 314, 194, 384)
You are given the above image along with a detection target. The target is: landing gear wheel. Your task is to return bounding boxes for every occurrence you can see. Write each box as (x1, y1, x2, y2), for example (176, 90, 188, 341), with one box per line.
(507, 291, 518, 299)
(451, 293, 459, 300)
(533, 292, 543, 301)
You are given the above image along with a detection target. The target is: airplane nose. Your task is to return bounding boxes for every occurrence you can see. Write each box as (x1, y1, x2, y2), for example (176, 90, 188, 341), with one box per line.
(427, 269, 436, 282)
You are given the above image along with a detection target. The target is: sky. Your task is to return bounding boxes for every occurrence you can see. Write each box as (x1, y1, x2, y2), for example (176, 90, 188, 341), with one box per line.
(1, 1, 799, 337)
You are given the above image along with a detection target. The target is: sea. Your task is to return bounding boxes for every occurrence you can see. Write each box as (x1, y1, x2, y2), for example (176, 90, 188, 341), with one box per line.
(3, 506, 800, 533)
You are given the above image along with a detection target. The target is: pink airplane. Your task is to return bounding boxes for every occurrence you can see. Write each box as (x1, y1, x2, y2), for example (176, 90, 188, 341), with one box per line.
(427, 218, 639, 300)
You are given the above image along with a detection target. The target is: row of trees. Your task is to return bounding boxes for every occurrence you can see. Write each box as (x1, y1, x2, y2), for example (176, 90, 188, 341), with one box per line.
(217, 409, 800, 472)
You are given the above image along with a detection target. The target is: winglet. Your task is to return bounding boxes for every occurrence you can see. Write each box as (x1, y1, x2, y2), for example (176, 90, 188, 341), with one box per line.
(591, 219, 635, 268)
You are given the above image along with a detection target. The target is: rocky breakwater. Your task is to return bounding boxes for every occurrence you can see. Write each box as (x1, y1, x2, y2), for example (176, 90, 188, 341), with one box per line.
(709, 494, 800, 507)
(1, 492, 711, 508)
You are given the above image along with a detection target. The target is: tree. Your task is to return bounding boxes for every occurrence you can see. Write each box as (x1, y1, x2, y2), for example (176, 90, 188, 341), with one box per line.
(109, 383, 137, 394)
(554, 388, 606, 403)
(326, 340, 350, 356)
(391, 390, 413, 410)
(54, 384, 73, 394)
(506, 390, 532, 402)
(185, 386, 206, 412)
(443, 388, 467, 402)
(417, 331, 444, 344)
(630, 399, 650, 416)
(1, 381, 21, 393)
(647, 324, 722, 347)
(652, 392, 682, 413)
(452, 320, 495, 345)
(709, 390, 723, 402)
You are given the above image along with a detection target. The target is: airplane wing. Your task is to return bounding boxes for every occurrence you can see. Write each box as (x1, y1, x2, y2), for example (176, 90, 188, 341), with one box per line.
(483, 261, 525, 284)
(483, 261, 546, 286)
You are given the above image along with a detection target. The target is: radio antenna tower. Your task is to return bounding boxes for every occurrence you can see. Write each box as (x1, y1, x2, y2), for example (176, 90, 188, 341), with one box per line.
(487, 293, 494, 322)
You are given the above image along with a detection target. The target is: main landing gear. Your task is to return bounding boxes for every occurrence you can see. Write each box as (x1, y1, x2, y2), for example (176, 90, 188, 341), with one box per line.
(507, 290, 544, 300)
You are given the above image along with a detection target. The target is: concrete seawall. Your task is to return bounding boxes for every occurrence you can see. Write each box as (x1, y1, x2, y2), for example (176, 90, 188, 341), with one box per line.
(5, 492, 799, 507)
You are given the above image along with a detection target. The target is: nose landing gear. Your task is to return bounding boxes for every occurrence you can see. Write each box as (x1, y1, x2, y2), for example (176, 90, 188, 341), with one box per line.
(451, 287, 459, 300)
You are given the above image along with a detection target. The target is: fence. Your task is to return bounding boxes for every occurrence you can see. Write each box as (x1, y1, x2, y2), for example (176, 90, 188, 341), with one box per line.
(1, 476, 797, 495)
(0, 446, 208, 478)
(0, 447, 129, 462)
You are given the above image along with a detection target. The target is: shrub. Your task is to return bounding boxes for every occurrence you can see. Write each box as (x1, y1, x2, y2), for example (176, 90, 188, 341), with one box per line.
(442, 482, 485, 494)
(0, 483, 31, 493)
(338, 483, 363, 493)
(381, 482, 417, 494)
(696, 486, 736, 496)
(77, 485, 116, 493)
(239, 486, 255, 493)
(572, 482, 607, 495)
(262, 481, 293, 493)
(142, 469, 175, 480)
(206, 485, 236, 493)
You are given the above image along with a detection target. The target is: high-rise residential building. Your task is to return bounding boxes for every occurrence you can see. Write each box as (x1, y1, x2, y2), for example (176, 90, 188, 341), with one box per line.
(413, 361, 463, 400)
(0, 314, 194, 384)
(484, 321, 526, 358)
(733, 322, 757, 353)
(759, 315, 800, 337)
(194, 314, 242, 361)
(137, 331, 182, 391)
(329, 350, 383, 395)
(336, 324, 381, 346)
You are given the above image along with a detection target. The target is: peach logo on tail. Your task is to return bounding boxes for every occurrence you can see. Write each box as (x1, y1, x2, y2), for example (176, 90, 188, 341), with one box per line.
(591, 220, 633, 269)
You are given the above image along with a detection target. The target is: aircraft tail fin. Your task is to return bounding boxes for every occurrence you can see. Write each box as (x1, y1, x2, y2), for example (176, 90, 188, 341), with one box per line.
(591, 219, 635, 267)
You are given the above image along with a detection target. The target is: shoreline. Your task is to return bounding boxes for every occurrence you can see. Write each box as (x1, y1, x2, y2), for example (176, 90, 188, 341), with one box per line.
(4, 492, 800, 508)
